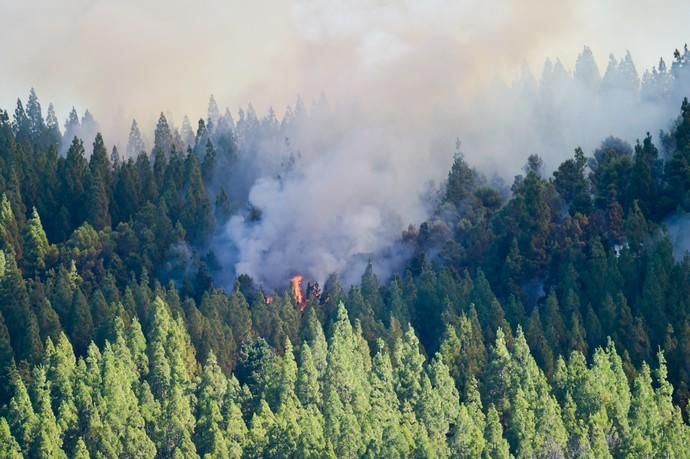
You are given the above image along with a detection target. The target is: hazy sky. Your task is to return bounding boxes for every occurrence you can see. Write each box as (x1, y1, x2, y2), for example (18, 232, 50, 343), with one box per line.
(2, 0, 689, 286)
(0, 0, 688, 133)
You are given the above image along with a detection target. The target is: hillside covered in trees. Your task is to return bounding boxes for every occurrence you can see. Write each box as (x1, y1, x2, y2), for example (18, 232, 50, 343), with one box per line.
(3, 47, 690, 457)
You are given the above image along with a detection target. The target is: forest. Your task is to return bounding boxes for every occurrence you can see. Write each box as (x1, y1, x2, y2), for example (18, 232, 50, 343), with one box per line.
(2, 47, 690, 458)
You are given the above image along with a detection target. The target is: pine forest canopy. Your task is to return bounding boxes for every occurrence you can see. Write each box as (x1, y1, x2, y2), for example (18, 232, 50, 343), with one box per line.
(2, 46, 690, 457)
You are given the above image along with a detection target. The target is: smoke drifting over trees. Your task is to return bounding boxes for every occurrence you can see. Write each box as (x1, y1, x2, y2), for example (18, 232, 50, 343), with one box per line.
(217, 45, 690, 287)
(465, 46, 690, 174)
(5, 3, 690, 456)
(3, 1, 690, 288)
(10, 45, 690, 289)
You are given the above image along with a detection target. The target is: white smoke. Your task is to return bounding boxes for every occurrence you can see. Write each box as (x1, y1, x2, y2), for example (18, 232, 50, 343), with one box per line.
(665, 213, 690, 260)
(219, 103, 448, 287)
(3, 0, 690, 288)
(218, 43, 690, 288)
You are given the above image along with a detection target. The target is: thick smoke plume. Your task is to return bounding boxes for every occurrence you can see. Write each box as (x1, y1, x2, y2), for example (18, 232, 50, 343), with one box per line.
(217, 46, 690, 288)
(219, 102, 449, 287)
(3, 0, 690, 288)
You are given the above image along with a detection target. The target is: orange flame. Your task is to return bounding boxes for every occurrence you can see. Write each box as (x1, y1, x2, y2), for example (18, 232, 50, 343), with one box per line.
(265, 295, 273, 304)
(290, 274, 304, 309)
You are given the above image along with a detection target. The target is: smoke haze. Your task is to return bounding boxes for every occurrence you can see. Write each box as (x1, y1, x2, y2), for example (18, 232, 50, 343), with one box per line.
(3, 0, 690, 287)
(2, 0, 688, 130)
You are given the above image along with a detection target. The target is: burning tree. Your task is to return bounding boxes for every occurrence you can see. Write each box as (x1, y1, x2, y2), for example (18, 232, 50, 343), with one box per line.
(290, 274, 321, 312)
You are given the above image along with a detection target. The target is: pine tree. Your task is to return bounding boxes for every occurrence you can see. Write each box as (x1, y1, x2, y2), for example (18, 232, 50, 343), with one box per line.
(89, 133, 112, 189)
(323, 304, 367, 455)
(181, 155, 213, 244)
(63, 108, 80, 146)
(393, 327, 425, 410)
(297, 404, 328, 459)
(483, 405, 510, 459)
(346, 286, 379, 344)
(0, 256, 42, 363)
(201, 140, 216, 182)
(126, 119, 146, 158)
(333, 404, 362, 459)
(297, 343, 321, 408)
(0, 312, 14, 404)
(446, 146, 479, 207)
(207, 95, 221, 128)
(215, 187, 232, 222)
(148, 297, 197, 457)
(627, 363, 657, 456)
(450, 377, 486, 457)
(224, 400, 246, 458)
(13, 99, 31, 143)
(153, 113, 173, 162)
(29, 367, 65, 458)
(100, 336, 156, 457)
(483, 328, 512, 418)
(267, 394, 302, 458)
(592, 339, 631, 452)
(526, 308, 555, 378)
(567, 311, 588, 357)
(542, 290, 567, 354)
(29, 280, 61, 342)
(654, 352, 690, 456)
(126, 316, 148, 376)
(85, 171, 110, 230)
(574, 46, 601, 88)
(361, 261, 385, 320)
(26, 88, 45, 139)
(7, 374, 38, 455)
(45, 103, 61, 146)
(180, 116, 195, 148)
(512, 328, 567, 457)
(0, 195, 21, 258)
(246, 400, 275, 458)
(584, 303, 604, 350)
(301, 307, 328, 379)
(22, 207, 51, 277)
(502, 238, 524, 308)
(46, 334, 78, 450)
(508, 387, 536, 458)
(439, 323, 462, 387)
(0, 416, 23, 459)
(365, 341, 404, 456)
(385, 276, 411, 330)
(72, 438, 90, 459)
(195, 351, 229, 458)
(61, 137, 88, 227)
(227, 285, 253, 348)
(79, 110, 99, 143)
(67, 289, 93, 355)
(457, 308, 488, 391)
(428, 354, 460, 438)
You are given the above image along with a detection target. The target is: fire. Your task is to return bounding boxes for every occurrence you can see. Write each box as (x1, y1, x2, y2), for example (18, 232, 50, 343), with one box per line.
(265, 295, 273, 304)
(290, 275, 304, 309)
(289, 275, 321, 312)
